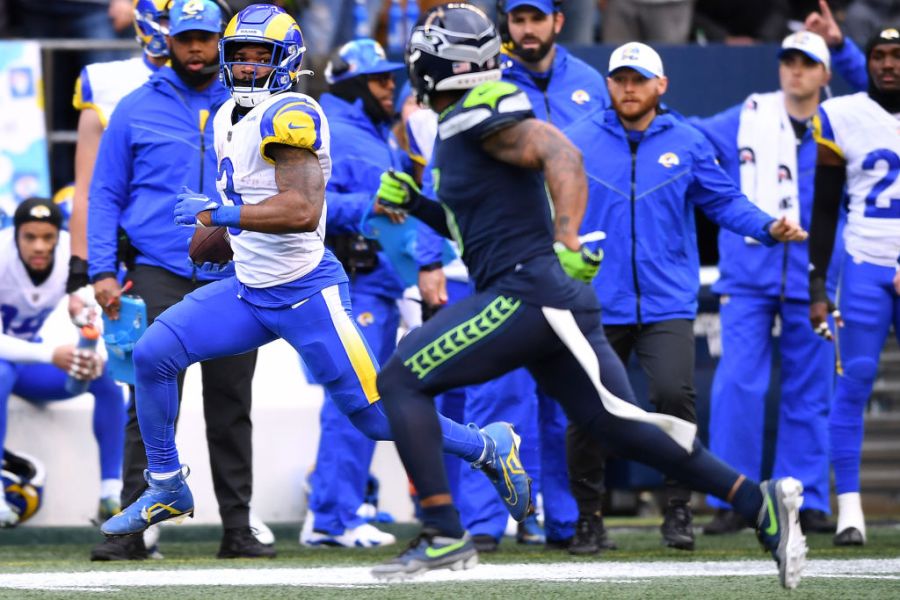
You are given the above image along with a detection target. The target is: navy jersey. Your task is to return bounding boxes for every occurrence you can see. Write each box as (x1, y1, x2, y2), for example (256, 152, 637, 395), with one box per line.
(432, 81, 597, 309)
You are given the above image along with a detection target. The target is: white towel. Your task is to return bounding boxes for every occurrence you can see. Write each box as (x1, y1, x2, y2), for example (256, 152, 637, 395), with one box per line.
(736, 91, 800, 243)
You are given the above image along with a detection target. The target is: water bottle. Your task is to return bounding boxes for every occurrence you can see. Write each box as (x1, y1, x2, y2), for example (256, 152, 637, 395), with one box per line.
(353, 0, 370, 39)
(405, 0, 419, 40)
(64, 324, 100, 396)
(387, 0, 404, 55)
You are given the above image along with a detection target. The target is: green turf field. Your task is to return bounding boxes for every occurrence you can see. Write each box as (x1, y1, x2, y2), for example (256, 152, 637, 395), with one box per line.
(0, 519, 898, 598)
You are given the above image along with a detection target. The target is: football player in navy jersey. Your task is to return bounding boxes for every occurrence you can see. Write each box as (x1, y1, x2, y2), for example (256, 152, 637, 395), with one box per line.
(371, 3, 809, 587)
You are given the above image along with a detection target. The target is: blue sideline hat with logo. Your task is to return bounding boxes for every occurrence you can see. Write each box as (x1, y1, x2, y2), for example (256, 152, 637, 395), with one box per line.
(504, 0, 556, 15)
(169, 0, 223, 36)
(608, 42, 665, 79)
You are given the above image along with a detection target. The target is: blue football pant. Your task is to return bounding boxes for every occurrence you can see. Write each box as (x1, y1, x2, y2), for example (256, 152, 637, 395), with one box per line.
(134, 279, 484, 474)
(0, 360, 125, 481)
(708, 294, 833, 512)
(378, 290, 764, 525)
(831, 254, 900, 494)
(459, 369, 577, 542)
(308, 289, 399, 534)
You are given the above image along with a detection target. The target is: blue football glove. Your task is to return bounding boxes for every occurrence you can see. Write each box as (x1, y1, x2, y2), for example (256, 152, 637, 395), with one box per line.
(554, 242, 603, 283)
(174, 186, 218, 226)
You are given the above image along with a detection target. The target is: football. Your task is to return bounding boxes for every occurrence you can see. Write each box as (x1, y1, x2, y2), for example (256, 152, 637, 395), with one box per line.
(189, 225, 233, 265)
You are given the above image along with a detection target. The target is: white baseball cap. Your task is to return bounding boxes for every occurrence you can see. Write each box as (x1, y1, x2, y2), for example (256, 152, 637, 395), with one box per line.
(608, 42, 664, 79)
(779, 31, 830, 71)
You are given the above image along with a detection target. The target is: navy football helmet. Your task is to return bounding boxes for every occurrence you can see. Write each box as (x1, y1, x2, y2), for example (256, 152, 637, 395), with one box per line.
(406, 3, 502, 106)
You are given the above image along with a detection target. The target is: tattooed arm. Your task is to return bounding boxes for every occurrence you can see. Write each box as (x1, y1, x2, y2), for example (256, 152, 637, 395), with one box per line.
(481, 119, 586, 250)
(196, 143, 325, 233)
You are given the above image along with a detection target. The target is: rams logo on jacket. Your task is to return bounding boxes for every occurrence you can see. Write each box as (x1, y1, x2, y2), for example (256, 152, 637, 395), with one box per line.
(658, 152, 679, 168)
(570, 89, 590, 105)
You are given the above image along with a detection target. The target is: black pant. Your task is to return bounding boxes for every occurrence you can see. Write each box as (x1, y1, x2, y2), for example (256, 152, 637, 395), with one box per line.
(123, 265, 257, 529)
(566, 319, 697, 514)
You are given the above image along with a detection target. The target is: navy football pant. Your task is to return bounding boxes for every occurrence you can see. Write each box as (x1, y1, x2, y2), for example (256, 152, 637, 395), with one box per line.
(378, 291, 764, 529)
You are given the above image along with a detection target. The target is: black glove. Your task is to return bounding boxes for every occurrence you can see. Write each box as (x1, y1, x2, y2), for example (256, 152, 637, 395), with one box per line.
(67, 256, 90, 294)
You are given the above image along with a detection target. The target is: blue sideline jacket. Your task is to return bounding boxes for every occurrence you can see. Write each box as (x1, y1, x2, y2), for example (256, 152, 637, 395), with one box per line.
(500, 45, 609, 124)
(564, 108, 777, 325)
(88, 67, 230, 282)
(691, 39, 866, 301)
(318, 93, 406, 300)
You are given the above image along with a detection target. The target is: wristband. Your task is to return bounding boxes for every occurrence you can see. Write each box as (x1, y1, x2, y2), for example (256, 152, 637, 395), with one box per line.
(67, 256, 90, 293)
(210, 205, 242, 228)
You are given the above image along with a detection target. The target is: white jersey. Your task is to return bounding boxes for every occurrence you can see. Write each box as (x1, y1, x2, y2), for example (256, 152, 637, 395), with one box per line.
(73, 56, 154, 127)
(0, 229, 68, 342)
(213, 92, 332, 288)
(815, 92, 900, 266)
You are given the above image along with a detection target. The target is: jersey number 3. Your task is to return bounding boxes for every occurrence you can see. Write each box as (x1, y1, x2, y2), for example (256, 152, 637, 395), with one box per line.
(862, 149, 900, 219)
(218, 158, 244, 236)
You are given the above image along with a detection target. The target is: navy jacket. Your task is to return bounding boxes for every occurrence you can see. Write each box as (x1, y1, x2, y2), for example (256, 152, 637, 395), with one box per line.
(88, 67, 229, 281)
(565, 108, 777, 325)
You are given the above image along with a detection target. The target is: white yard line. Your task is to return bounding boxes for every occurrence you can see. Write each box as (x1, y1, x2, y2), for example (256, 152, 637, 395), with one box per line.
(1, 559, 899, 590)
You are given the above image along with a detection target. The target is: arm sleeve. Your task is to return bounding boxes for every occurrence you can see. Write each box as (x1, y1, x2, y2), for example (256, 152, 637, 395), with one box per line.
(809, 164, 846, 282)
(0, 333, 55, 364)
(410, 199, 451, 239)
(87, 107, 133, 280)
(687, 136, 776, 245)
(831, 37, 868, 93)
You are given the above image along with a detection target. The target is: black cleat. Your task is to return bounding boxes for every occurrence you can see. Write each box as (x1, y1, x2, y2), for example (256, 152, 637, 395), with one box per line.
(833, 527, 865, 546)
(799, 509, 837, 534)
(90, 533, 148, 561)
(703, 509, 749, 535)
(569, 513, 617, 555)
(471, 534, 498, 553)
(661, 501, 694, 551)
(217, 527, 277, 559)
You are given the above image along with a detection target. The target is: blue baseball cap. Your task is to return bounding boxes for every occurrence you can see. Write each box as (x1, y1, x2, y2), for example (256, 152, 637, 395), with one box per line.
(325, 39, 404, 85)
(169, 0, 223, 37)
(504, 0, 556, 15)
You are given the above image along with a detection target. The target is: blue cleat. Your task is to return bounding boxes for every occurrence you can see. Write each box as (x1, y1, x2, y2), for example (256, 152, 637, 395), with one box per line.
(472, 422, 534, 522)
(756, 478, 808, 589)
(101, 467, 194, 537)
(371, 529, 478, 580)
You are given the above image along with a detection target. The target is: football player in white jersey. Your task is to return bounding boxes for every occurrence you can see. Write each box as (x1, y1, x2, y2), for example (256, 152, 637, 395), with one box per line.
(0, 198, 125, 527)
(67, 0, 170, 294)
(810, 26, 900, 547)
(101, 4, 533, 538)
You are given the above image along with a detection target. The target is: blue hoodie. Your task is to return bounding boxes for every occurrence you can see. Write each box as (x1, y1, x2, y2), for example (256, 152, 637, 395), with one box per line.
(564, 108, 777, 325)
(318, 93, 406, 300)
(500, 45, 609, 125)
(88, 67, 229, 281)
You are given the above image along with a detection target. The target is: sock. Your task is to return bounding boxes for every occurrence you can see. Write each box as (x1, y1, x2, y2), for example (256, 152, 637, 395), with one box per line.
(100, 478, 123, 500)
(422, 503, 465, 539)
(440, 419, 486, 463)
(730, 478, 764, 526)
(836, 492, 866, 538)
(150, 469, 180, 481)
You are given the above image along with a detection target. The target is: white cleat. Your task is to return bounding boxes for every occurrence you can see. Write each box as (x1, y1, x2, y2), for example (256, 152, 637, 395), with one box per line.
(250, 511, 275, 546)
(300, 512, 396, 548)
(757, 477, 808, 589)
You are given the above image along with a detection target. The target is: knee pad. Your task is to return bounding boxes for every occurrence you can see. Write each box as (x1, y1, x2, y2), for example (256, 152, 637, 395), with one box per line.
(133, 322, 187, 381)
(841, 356, 879, 385)
(348, 403, 392, 441)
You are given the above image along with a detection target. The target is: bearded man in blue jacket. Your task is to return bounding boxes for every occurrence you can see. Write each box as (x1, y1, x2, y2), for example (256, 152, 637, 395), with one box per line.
(564, 42, 808, 552)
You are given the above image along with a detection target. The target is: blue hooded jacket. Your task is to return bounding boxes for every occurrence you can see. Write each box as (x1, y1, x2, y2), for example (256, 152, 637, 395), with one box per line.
(318, 93, 406, 300)
(88, 67, 229, 282)
(500, 45, 610, 125)
(564, 108, 777, 325)
(691, 39, 864, 301)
